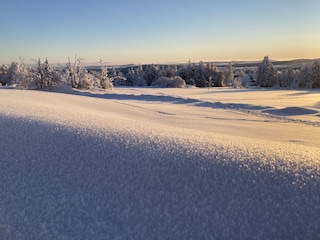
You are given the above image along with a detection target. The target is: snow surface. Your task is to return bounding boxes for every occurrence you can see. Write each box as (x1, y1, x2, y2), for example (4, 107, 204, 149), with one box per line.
(0, 87, 319, 239)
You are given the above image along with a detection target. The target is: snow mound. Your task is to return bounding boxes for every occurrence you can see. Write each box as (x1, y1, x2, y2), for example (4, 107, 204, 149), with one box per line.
(263, 106, 319, 116)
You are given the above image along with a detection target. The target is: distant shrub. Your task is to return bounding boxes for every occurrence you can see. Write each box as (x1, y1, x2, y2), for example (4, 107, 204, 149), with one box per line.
(169, 76, 186, 88)
(152, 76, 186, 88)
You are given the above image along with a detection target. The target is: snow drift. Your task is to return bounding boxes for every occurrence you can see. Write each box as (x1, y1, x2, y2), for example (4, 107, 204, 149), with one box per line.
(0, 87, 319, 239)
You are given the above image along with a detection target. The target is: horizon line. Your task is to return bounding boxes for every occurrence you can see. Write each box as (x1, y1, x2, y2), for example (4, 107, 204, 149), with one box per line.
(1, 57, 319, 67)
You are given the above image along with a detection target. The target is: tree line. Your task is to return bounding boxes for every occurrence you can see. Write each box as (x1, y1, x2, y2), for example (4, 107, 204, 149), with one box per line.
(0, 56, 319, 90)
(256, 56, 320, 88)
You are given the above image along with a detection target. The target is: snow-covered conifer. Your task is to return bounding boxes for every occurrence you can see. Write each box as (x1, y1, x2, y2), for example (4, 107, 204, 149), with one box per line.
(125, 68, 136, 86)
(311, 60, 320, 88)
(137, 64, 143, 78)
(257, 56, 278, 87)
(0, 64, 9, 85)
(98, 60, 113, 90)
(298, 65, 312, 88)
(33, 58, 64, 89)
(129, 64, 146, 86)
(161, 65, 178, 78)
(143, 64, 160, 86)
(278, 67, 297, 87)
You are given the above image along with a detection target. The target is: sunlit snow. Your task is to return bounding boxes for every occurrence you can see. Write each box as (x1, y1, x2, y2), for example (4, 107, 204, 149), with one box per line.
(0, 87, 319, 239)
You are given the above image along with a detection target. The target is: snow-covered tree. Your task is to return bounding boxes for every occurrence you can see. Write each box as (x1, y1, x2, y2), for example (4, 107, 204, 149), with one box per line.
(143, 64, 160, 86)
(98, 60, 113, 90)
(178, 60, 196, 85)
(124, 64, 147, 86)
(224, 63, 234, 87)
(66, 56, 95, 89)
(278, 67, 297, 87)
(6, 60, 33, 88)
(0, 64, 8, 74)
(34, 58, 63, 89)
(137, 64, 143, 78)
(257, 56, 278, 87)
(298, 65, 312, 88)
(0, 64, 9, 85)
(160, 65, 178, 78)
(125, 67, 136, 86)
(178, 61, 224, 87)
(311, 60, 320, 88)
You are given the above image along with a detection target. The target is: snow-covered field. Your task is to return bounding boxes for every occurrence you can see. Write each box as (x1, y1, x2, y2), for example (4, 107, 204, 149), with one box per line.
(0, 86, 319, 239)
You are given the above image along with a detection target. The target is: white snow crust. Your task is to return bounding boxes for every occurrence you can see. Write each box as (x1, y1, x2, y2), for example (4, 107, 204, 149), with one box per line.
(0, 87, 319, 239)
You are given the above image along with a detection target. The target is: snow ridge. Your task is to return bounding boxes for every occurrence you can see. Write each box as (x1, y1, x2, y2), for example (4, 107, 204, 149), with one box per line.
(55, 87, 320, 127)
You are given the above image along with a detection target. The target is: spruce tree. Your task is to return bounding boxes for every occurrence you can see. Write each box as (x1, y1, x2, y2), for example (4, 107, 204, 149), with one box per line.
(257, 56, 278, 87)
(311, 60, 320, 88)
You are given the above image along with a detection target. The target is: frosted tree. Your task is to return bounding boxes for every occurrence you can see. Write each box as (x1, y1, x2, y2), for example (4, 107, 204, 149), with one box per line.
(143, 64, 160, 86)
(193, 61, 207, 87)
(161, 65, 178, 78)
(311, 60, 320, 88)
(110, 67, 117, 78)
(6, 59, 33, 88)
(0, 64, 9, 85)
(257, 56, 278, 87)
(278, 67, 297, 87)
(125, 67, 136, 86)
(298, 65, 312, 88)
(177, 61, 224, 87)
(132, 64, 147, 86)
(98, 60, 113, 90)
(66, 56, 94, 89)
(224, 63, 234, 87)
(35, 58, 52, 89)
(32, 58, 65, 89)
(137, 64, 143, 78)
(112, 71, 127, 86)
(0, 64, 8, 74)
(178, 60, 196, 85)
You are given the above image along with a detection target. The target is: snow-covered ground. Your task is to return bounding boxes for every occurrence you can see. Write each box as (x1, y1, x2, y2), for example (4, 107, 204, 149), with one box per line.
(0, 86, 319, 239)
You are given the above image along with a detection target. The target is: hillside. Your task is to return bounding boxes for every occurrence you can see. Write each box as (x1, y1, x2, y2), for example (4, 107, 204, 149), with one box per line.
(0, 87, 319, 239)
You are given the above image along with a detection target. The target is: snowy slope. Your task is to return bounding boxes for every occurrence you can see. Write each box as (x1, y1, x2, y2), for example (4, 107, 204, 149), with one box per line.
(0, 87, 319, 239)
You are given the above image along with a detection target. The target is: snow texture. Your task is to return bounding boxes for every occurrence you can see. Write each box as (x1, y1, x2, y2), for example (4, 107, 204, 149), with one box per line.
(0, 87, 319, 239)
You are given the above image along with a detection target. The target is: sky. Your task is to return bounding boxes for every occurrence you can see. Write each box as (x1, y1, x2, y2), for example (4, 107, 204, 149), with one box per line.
(0, 0, 319, 65)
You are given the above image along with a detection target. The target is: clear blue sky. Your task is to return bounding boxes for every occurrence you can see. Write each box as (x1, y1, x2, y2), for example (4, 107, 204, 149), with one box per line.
(1, 0, 319, 64)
